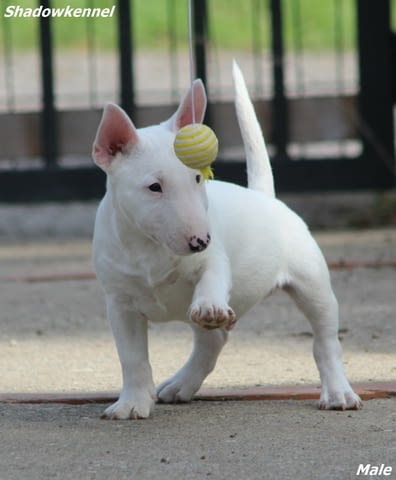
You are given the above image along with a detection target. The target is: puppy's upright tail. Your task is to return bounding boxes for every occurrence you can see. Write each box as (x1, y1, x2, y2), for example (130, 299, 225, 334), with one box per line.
(233, 60, 275, 197)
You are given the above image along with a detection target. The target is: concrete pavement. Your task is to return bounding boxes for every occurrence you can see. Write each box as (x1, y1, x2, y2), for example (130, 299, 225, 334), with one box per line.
(0, 228, 395, 479)
(0, 399, 395, 480)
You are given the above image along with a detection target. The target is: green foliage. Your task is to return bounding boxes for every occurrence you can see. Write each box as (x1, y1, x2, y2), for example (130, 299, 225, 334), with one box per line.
(1, 0, 360, 52)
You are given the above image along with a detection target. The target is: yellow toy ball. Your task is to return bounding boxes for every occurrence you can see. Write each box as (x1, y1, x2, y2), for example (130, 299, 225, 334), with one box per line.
(173, 123, 218, 179)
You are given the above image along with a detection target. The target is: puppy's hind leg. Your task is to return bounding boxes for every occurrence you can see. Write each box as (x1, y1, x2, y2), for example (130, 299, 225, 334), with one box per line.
(284, 246, 362, 410)
(157, 325, 228, 403)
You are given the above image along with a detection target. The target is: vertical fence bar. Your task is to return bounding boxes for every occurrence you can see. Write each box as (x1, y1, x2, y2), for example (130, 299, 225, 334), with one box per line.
(117, 0, 134, 116)
(192, 0, 207, 87)
(38, 0, 57, 168)
(269, 0, 288, 160)
(357, 0, 395, 184)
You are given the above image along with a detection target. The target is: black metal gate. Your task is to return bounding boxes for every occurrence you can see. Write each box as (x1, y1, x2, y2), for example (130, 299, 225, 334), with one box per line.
(0, 0, 394, 202)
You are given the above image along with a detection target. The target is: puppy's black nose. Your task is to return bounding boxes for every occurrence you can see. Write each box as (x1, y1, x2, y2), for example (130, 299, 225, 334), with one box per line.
(189, 234, 211, 252)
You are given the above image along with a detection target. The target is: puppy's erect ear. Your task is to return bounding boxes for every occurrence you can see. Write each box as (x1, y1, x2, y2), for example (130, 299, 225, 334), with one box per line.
(92, 102, 139, 170)
(164, 79, 207, 132)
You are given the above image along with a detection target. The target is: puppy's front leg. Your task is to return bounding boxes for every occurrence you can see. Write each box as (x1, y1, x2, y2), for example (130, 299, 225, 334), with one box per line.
(101, 294, 156, 420)
(190, 249, 236, 331)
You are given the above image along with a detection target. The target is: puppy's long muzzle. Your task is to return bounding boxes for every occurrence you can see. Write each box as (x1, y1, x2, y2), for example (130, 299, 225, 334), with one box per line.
(188, 233, 211, 252)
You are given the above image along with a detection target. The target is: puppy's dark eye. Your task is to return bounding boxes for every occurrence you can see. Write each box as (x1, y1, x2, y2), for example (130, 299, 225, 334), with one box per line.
(148, 183, 162, 193)
(195, 174, 202, 184)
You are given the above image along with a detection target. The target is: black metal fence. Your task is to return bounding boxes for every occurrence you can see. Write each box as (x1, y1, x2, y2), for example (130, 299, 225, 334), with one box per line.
(0, 0, 394, 202)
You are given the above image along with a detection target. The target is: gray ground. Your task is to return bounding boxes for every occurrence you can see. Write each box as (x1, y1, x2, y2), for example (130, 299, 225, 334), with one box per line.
(0, 399, 394, 480)
(0, 225, 395, 479)
(0, 230, 396, 394)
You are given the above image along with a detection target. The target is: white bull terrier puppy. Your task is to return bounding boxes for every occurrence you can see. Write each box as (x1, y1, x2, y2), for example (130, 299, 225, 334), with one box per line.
(92, 62, 362, 419)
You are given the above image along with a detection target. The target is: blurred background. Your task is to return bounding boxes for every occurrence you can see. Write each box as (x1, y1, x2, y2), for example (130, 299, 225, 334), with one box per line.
(0, 0, 395, 227)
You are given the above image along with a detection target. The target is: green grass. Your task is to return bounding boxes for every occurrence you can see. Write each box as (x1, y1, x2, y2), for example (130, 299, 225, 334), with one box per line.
(0, 0, 380, 52)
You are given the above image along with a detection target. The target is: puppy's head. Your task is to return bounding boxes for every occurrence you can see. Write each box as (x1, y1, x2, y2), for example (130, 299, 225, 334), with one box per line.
(92, 81, 211, 256)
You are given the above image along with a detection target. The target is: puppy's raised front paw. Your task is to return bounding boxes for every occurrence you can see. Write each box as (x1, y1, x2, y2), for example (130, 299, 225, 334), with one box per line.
(189, 300, 236, 331)
(101, 390, 156, 420)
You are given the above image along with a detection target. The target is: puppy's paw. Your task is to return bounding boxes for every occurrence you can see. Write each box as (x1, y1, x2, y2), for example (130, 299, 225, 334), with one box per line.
(101, 389, 156, 420)
(157, 372, 200, 403)
(189, 299, 236, 331)
(319, 389, 362, 411)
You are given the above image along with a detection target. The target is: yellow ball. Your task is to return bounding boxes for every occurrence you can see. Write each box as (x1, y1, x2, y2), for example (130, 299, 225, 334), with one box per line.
(174, 123, 218, 179)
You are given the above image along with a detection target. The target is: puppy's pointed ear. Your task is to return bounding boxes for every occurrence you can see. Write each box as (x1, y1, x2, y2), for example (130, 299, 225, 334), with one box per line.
(164, 79, 207, 132)
(92, 103, 139, 170)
